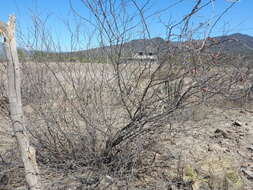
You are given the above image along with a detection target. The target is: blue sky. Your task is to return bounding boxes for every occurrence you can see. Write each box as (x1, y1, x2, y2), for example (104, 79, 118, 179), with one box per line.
(0, 0, 252, 50)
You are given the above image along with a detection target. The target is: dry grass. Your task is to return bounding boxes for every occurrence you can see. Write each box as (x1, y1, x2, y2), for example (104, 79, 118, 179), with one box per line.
(0, 60, 252, 189)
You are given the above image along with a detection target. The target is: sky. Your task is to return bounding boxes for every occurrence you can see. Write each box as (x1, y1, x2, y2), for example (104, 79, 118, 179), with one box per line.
(0, 0, 253, 51)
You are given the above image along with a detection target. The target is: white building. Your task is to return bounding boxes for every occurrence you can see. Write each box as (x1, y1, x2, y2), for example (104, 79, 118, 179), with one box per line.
(133, 51, 157, 60)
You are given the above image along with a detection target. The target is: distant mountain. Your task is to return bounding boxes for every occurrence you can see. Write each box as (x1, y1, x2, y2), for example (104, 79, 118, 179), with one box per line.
(1, 33, 253, 61)
(122, 37, 168, 53)
(77, 37, 168, 55)
(210, 33, 253, 53)
(94, 33, 253, 55)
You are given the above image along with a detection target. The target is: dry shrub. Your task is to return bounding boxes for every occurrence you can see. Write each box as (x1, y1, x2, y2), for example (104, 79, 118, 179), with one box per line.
(1, 1, 247, 188)
(20, 51, 246, 179)
(20, 61, 154, 177)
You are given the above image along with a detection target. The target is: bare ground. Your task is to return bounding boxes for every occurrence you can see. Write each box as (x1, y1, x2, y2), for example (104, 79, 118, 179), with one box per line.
(0, 62, 253, 189)
(0, 103, 253, 189)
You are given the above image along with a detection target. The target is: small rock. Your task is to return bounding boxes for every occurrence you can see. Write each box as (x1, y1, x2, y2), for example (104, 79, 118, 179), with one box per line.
(241, 168, 253, 180)
(214, 129, 229, 139)
(247, 145, 253, 152)
(232, 121, 242, 127)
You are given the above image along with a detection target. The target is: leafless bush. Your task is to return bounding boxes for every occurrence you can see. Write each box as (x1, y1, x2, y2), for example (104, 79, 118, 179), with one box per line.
(10, 0, 247, 186)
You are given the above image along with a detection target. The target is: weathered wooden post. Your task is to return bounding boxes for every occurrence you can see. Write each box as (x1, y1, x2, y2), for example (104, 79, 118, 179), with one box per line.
(0, 15, 41, 190)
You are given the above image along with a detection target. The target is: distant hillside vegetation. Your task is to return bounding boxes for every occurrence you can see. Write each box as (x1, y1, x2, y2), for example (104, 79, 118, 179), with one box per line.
(211, 33, 253, 53)
(1, 33, 253, 61)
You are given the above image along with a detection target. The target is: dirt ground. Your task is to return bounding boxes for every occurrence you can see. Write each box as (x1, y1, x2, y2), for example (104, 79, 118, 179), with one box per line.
(0, 103, 253, 190)
(0, 62, 253, 189)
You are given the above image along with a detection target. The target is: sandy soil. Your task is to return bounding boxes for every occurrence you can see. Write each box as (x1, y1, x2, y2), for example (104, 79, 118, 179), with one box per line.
(0, 104, 252, 189)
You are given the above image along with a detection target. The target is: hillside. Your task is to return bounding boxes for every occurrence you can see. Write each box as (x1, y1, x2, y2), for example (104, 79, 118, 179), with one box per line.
(1, 33, 253, 60)
(211, 33, 253, 53)
(61, 33, 253, 62)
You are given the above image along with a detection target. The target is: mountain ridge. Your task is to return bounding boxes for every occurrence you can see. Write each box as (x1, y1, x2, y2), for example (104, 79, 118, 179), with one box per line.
(1, 33, 253, 60)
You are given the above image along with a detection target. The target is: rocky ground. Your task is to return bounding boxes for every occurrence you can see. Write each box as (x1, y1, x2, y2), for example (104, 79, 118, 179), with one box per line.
(0, 104, 253, 190)
(160, 105, 253, 190)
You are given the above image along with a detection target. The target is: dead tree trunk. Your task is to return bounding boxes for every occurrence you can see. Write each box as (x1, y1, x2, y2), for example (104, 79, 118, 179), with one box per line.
(0, 15, 41, 190)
